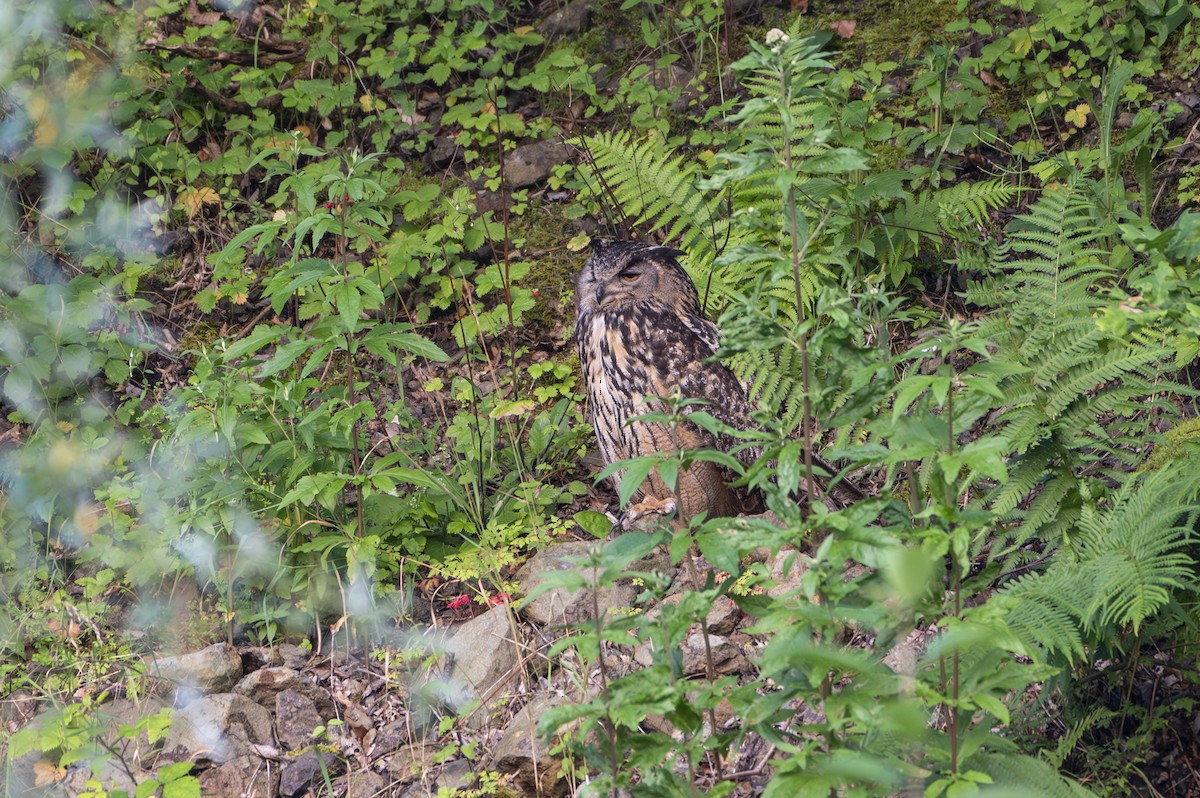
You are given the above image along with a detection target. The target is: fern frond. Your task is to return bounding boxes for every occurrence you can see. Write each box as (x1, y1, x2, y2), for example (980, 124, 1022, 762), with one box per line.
(997, 571, 1086, 661)
(1069, 469, 1199, 632)
(966, 753, 1098, 797)
(968, 175, 1187, 558)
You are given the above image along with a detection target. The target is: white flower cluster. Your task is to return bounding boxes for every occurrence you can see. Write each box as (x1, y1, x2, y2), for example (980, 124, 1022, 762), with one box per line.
(765, 28, 790, 52)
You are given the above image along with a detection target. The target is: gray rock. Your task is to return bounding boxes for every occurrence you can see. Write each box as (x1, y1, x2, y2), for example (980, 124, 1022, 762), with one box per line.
(538, 0, 592, 39)
(640, 63, 701, 112)
(279, 750, 337, 798)
(234, 666, 335, 718)
(516, 541, 667, 626)
(276, 644, 313, 671)
(442, 604, 521, 718)
(682, 632, 748, 676)
(474, 188, 505, 214)
(275, 689, 322, 752)
(705, 595, 741, 636)
(438, 758, 474, 792)
(340, 768, 388, 798)
(384, 742, 438, 780)
(147, 643, 242, 695)
(429, 136, 463, 169)
(765, 548, 813, 600)
(488, 694, 572, 796)
(370, 720, 409, 758)
(198, 754, 277, 798)
(504, 140, 573, 188)
(162, 693, 275, 765)
(3, 698, 169, 796)
(59, 758, 146, 798)
(635, 632, 748, 676)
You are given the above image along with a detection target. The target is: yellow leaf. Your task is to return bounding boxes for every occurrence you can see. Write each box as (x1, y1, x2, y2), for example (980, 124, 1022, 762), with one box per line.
(567, 232, 592, 252)
(1065, 103, 1090, 128)
(33, 760, 66, 787)
(179, 187, 220, 219)
(490, 399, 535, 419)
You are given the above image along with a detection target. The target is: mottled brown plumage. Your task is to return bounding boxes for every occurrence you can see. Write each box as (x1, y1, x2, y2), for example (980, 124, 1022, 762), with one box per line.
(574, 240, 761, 524)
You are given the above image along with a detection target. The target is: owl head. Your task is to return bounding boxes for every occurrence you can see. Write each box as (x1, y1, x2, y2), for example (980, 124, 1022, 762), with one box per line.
(576, 239, 702, 316)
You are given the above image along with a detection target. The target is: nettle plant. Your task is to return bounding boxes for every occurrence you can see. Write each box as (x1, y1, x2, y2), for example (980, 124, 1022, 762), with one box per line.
(153, 120, 591, 634)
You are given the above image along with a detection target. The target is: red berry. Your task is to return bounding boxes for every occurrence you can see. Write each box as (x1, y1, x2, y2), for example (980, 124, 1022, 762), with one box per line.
(325, 201, 333, 209)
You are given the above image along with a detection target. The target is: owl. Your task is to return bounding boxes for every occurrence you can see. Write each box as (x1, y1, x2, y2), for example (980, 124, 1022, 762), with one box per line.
(574, 239, 763, 526)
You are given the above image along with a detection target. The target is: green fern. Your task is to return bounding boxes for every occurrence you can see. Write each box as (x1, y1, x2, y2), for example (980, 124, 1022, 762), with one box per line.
(882, 178, 1017, 282)
(574, 130, 737, 308)
(997, 463, 1199, 668)
(575, 34, 866, 437)
(964, 753, 1098, 797)
(964, 177, 1185, 556)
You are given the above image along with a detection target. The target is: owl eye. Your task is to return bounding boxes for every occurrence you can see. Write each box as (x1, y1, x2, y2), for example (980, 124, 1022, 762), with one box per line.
(618, 270, 640, 282)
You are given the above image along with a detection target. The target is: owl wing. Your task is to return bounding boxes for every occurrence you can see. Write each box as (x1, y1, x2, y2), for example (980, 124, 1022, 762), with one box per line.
(648, 310, 761, 467)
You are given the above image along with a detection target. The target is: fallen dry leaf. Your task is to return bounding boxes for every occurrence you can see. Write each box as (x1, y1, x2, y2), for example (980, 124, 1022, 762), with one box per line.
(179, 187, 220, 220)
(33, 761, 66, 787)
(830, 19, 857, 39)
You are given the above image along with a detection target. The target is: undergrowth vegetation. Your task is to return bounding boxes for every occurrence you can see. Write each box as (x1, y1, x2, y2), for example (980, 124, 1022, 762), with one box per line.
(3, 0, 1200, 795)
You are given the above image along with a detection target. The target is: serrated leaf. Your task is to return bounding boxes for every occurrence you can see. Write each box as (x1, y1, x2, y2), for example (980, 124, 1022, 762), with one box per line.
(574, 510, 613, 538)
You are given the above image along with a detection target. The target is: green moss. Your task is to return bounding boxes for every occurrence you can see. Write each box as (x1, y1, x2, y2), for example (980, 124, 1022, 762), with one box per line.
(796, 0, 962, 62)
(869, 141, 907, 172)
(175, 322, 222, 354)
(508, 202, 582, 334)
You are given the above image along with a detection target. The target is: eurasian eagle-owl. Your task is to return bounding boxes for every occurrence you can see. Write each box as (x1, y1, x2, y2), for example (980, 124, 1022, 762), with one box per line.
(574, 239, 762, 524)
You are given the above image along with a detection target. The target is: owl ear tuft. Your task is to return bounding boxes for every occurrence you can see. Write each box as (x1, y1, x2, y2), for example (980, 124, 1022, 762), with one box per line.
(590, 238, 606, 254)
(653, 246, 687, 261)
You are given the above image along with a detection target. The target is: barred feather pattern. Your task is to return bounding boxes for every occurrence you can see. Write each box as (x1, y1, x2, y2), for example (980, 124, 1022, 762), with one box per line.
(574, 240, 759, 519)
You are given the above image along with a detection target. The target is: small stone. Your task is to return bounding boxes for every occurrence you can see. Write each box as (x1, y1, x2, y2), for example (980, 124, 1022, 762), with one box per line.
(678, 632, 747, 676)
(148, 643, 243, 696)
(198, 754, 277, 798)
(162, 693, 275, 765)
(429, 136, 462, 169)
(538, 0, 592, 39)
(488, 695, 572, 796)
(640, 63, 701, 112)
(275, 689, 322, 752)
(438, 758, 474, 792)
(385, 743, 439, 780)
(442, 604, 521, 719)
(705, 596, 741, 635)
(504, 140, 573, 188)
(276, 644, 313, 670)
(474, 189, 505, 214)
(342, 768, 387, 798)
(516, 541, 668, 626)
(235, 667, 335, 718)
(765, 548, 813, 600)
(279, 751, 338, 798)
